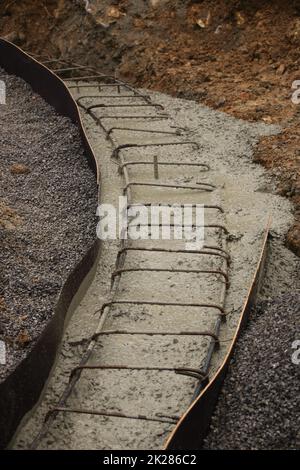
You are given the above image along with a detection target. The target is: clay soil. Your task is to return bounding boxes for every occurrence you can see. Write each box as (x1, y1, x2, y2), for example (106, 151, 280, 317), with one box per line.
(0, 0, 299, 255)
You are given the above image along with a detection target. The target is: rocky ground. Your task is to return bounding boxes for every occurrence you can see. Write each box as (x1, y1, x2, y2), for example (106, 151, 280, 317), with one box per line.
(0, 0, 299, 255)
(203, 293, 300, 450)
(0, 69, 97, 380)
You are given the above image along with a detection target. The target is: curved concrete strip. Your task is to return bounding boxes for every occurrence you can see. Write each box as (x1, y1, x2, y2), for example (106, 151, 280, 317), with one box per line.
(10, 58, 298, 450)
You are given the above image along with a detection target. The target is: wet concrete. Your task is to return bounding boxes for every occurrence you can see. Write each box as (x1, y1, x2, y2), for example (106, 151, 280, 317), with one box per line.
(13, 86, 299, 450)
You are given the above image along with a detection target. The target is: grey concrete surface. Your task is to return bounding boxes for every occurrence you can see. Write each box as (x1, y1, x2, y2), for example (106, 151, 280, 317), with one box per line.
(13, 84, 299, 450)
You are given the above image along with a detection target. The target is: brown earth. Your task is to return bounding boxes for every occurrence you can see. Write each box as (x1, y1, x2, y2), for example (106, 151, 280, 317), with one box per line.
(0, 200, 22, 231)
(1, 0, 299, 254)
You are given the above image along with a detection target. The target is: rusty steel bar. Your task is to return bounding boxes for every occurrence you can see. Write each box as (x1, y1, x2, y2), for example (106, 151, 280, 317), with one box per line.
(53, 66, 93, 73)
(86, 103, 164, 113)
(41, 59, 68, 66)
(123, 181, 216, 194)
(115, 246, 230, 262)
(153, 156, 159, 179)
(70, 83, 125, 92)
(69, 365, 207, 382)
(96, 300, 226, 317)
(107, 127, 181, 139)
(85, 112, 170, 135)
(64, 75, 127, 82)
(69, 83, 126, 92)
(76, 94, 151, 103)
(93, 114, 169, 122)
(45, 407, 178, 425)
(77, 94, 138, 99)
(126, 202, 223, 213)
(125, 222, 228, 234)
(111, 267, 229, 286)
(95, 114, 170, 123)
(119, 160, 210, 171)
(93, 330, 219, 342)
(112, 141, 200, 159)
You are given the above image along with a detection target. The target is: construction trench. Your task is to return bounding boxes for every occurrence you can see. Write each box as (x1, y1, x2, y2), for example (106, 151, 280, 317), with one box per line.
(0, 40, 299, 450)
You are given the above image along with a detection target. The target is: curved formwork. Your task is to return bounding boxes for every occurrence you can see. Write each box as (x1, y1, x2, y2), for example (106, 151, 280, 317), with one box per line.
(17, 57, 272, 450)
(0, 42, 276, 450)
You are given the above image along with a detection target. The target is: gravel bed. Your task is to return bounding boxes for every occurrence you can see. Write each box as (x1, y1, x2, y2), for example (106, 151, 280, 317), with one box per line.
(0, 68, 97, 381)
(203, 292, 300, 450)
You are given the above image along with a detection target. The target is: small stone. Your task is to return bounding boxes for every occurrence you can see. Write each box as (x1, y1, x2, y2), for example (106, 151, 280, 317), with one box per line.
(15, 330, 31, 348)
(10, 163, 30, 175)
(276, 64, 286, 75)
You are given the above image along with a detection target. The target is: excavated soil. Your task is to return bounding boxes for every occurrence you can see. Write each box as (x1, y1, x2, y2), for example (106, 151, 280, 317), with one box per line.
(0, 69, 97, 380)
(0, 0, 299, 256)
